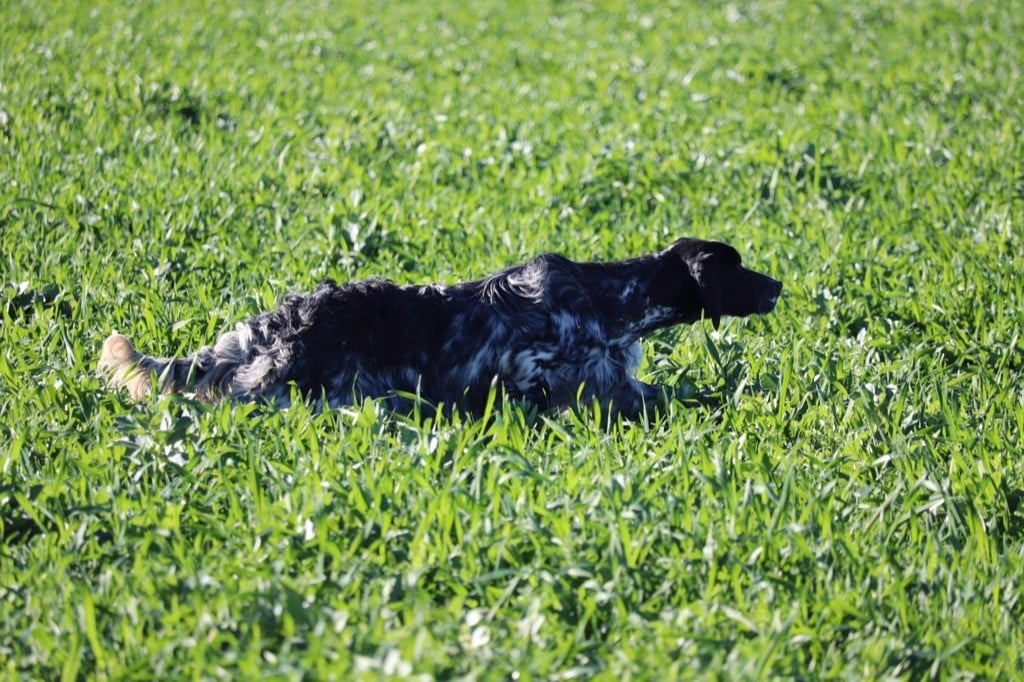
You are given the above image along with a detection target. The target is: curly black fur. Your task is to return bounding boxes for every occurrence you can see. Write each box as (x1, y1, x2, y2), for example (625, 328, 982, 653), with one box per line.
(100, 238, 781, 417)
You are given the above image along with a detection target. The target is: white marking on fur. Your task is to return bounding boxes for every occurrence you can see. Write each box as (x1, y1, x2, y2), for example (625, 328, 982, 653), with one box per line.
(213, 329, 248, 365)
(233, 354, 277, 394)
(619, 280, 636, 302)
(553, 311, 578, 336)
(464, 344, 493, 382)
(624, 342, 642, 373)
(585, 347, 619, 388)
(506, 263, 547, 302)
(626, 305, 677, 336)
(502, 349, 555, 391)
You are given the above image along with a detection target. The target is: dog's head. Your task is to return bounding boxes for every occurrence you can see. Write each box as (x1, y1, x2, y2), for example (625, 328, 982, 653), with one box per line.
(663, 238, 782, 329)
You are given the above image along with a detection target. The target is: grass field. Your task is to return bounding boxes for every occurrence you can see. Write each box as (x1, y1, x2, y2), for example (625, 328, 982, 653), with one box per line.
(3, 0, 1024, 678)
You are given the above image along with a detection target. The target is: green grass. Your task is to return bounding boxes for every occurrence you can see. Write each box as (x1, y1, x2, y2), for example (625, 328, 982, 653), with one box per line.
(2, 0, 1023, 677)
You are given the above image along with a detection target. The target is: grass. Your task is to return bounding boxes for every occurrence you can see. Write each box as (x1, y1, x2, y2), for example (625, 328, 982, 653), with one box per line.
(2, 0, 1023, 677)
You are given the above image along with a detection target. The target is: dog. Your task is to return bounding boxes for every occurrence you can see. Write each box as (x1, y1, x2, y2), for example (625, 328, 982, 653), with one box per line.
(99, 238, 781, 417)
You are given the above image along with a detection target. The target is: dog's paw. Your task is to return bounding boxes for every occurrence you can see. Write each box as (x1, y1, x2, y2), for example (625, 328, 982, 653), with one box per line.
(98, 333, 150, 399)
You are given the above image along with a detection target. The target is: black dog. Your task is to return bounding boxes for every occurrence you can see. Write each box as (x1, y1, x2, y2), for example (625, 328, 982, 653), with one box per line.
(99, 238, 781, 417)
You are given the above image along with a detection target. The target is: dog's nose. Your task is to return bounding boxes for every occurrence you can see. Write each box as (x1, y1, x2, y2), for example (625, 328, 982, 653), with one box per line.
(761, 280, 782, 312)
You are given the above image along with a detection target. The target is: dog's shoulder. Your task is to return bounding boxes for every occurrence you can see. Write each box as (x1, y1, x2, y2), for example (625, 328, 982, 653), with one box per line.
(506, 252, 589, 304)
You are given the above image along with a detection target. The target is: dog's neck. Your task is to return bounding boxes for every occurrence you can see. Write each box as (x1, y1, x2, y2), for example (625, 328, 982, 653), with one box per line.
(573, 252, 698, 342)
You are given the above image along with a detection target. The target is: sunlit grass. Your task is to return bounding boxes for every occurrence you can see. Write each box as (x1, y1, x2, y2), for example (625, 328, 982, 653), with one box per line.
(2, 0, 1023, 678)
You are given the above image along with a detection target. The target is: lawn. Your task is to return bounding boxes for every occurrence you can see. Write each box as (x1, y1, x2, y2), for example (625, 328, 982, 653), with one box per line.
(2, 0, 1023, 678)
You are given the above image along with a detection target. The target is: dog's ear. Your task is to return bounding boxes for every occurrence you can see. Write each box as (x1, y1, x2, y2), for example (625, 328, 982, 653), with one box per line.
(686, 252, 722, 330)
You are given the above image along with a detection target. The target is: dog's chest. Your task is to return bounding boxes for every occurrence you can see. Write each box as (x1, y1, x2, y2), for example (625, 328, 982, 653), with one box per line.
(496, 313, 638, 397)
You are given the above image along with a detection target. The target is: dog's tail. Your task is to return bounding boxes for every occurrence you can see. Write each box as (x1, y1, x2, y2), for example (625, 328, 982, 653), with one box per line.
(99, 333, 210, 400)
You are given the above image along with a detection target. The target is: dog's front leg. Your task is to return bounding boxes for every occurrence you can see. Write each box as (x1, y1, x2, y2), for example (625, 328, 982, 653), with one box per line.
(602, 379, 664, 419)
